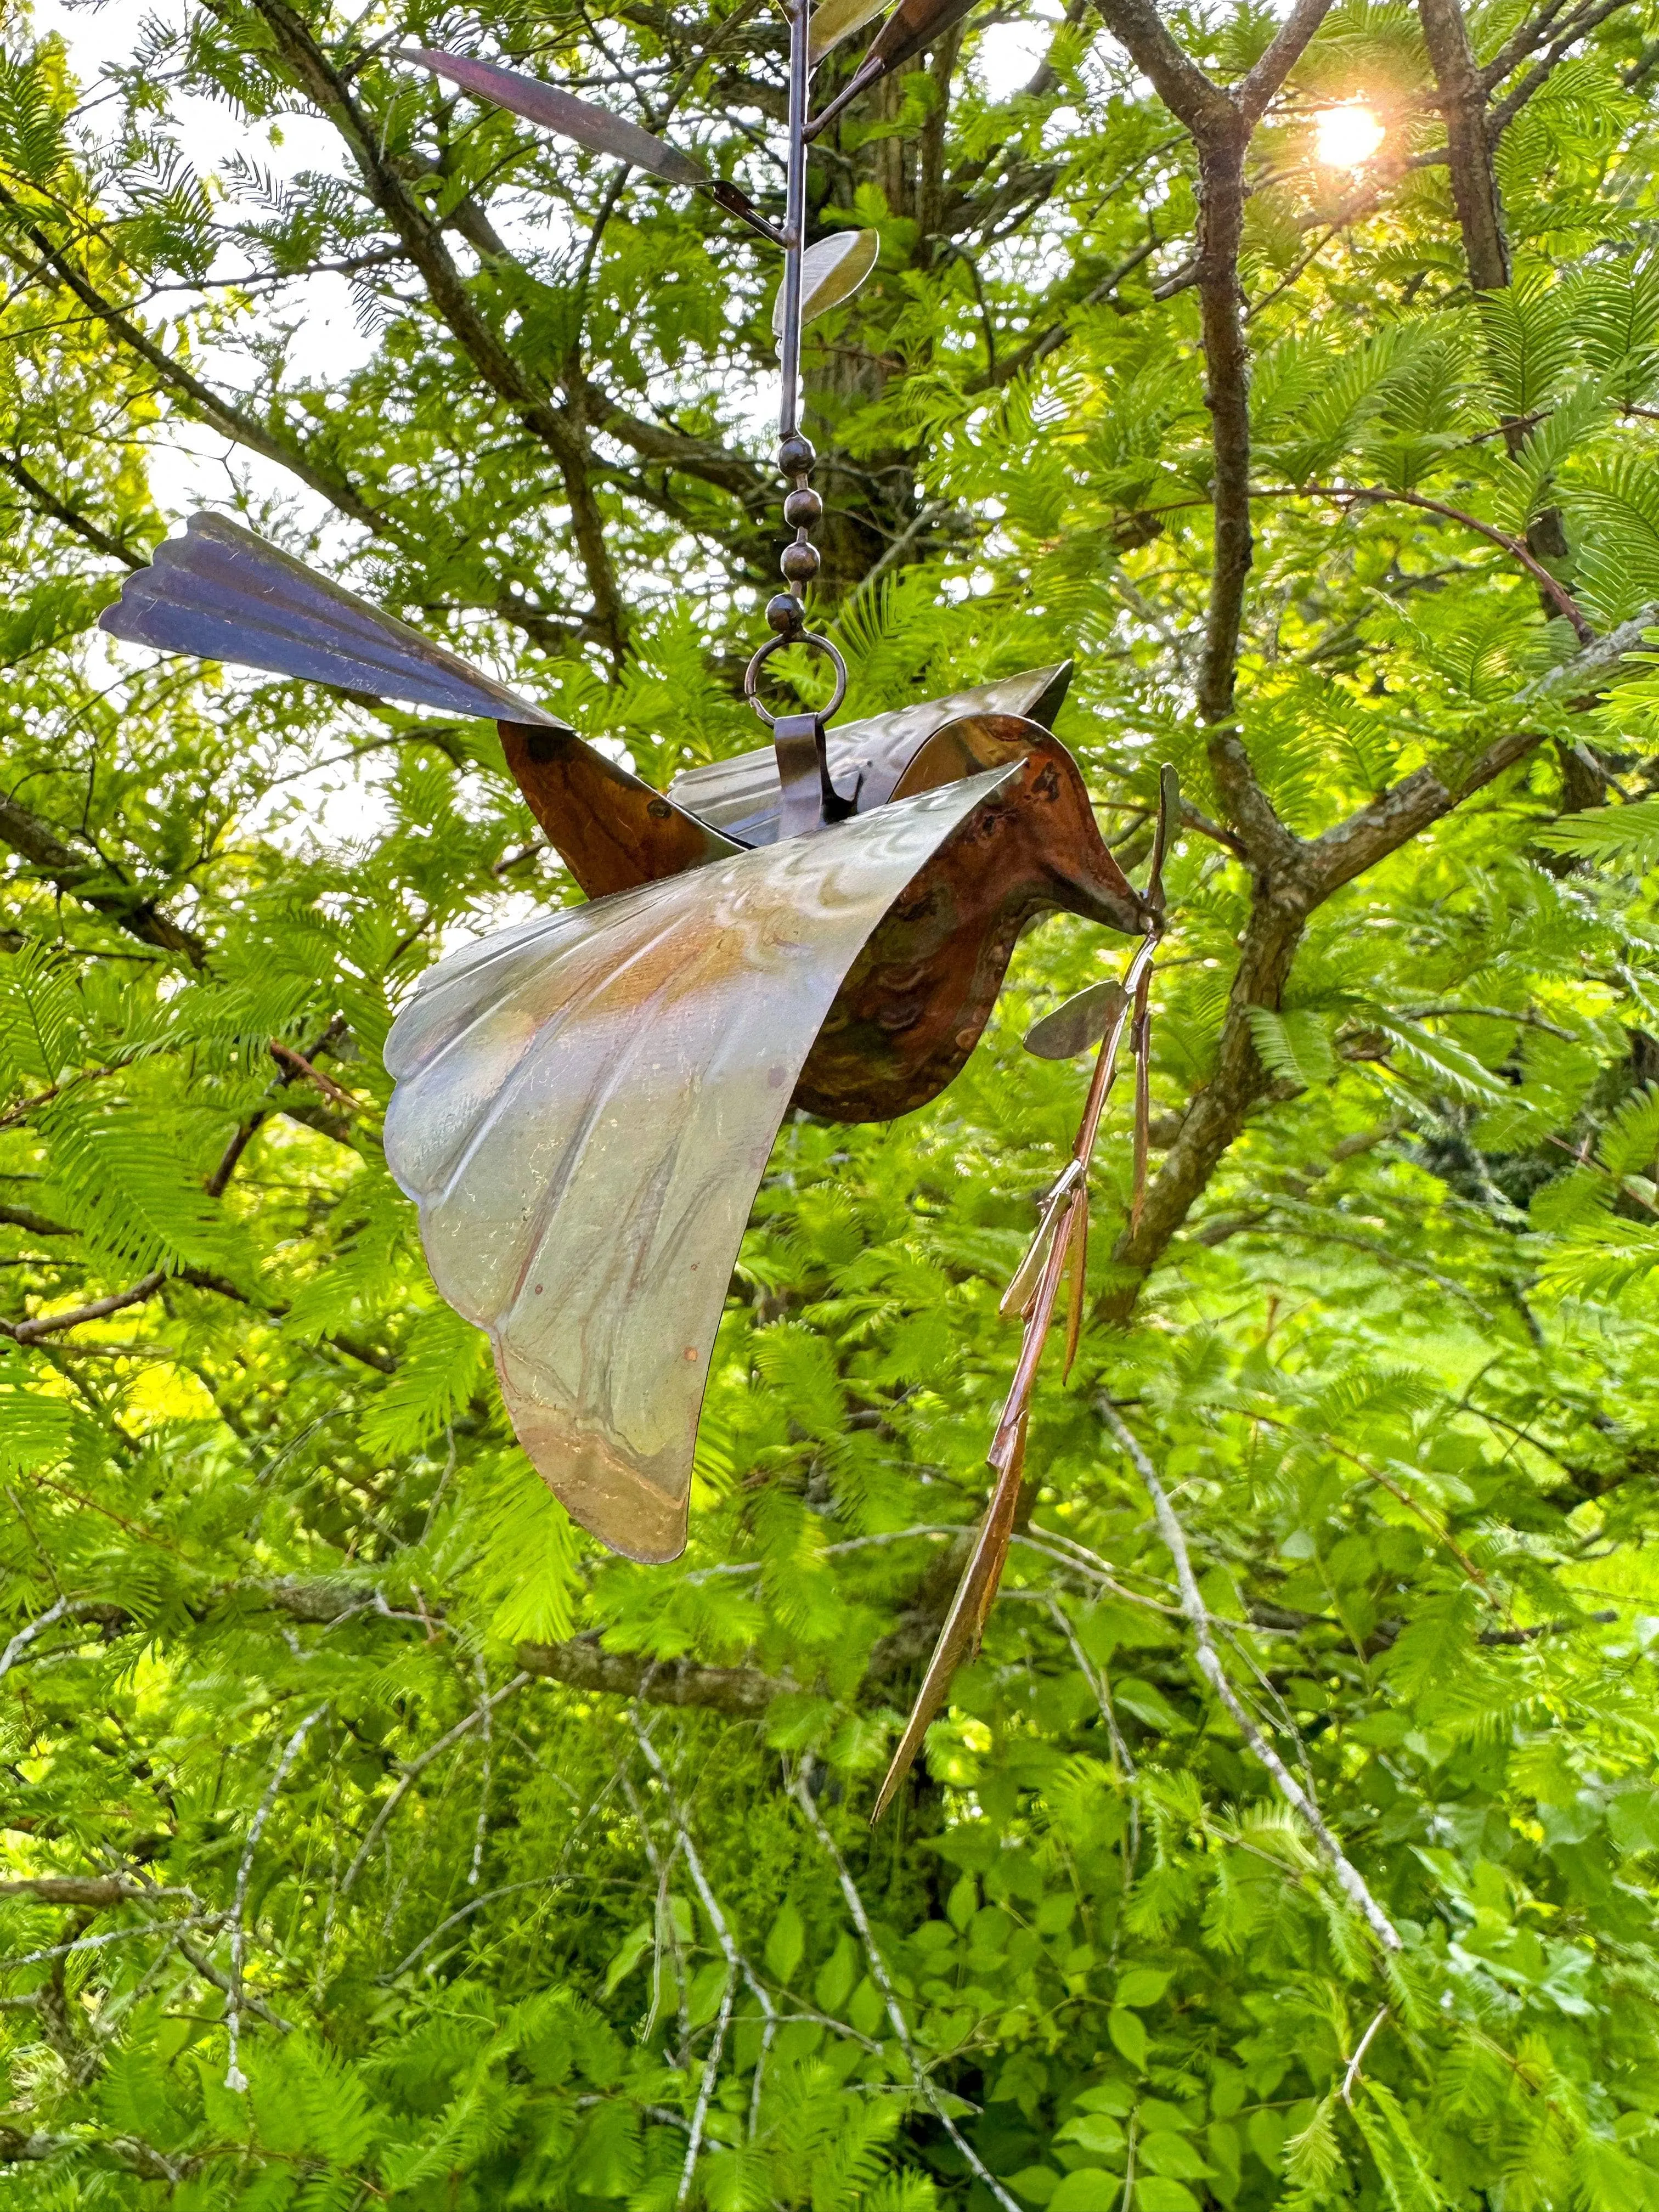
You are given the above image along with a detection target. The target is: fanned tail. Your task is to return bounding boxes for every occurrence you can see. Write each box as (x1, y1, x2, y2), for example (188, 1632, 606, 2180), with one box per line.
(99, 513, 559, 728)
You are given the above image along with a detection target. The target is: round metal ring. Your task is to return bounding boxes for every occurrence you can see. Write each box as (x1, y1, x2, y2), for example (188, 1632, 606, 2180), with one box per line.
(742, 628, 848, 729)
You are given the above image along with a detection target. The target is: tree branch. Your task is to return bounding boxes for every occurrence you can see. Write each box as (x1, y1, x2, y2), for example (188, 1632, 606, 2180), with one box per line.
(1287, 482, 1593, 640)
(1101, 1402, 1403, 1953)
(1418, 0, 1511, 289)
(1100, 607, 1657, 1319)
(1238, 0, 1339, 126)
(0, 791, 207, 964)
(1088, 0, 1233, 133)
(516, 1636, 788, 1715)
(0, 185, 387, 533)
(0, 452, 145, 569)
(246, 0, 631, 660)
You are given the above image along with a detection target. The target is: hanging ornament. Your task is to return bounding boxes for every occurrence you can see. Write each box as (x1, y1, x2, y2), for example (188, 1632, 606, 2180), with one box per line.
(94, 0, 1179, 1819)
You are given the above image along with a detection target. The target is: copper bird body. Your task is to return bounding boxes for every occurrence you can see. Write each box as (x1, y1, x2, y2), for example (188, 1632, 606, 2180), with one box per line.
(93, 0, 1175, 1824)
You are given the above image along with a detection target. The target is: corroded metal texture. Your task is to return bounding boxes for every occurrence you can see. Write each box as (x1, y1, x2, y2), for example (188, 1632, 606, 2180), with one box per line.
(667, 662, 1073, 843)
(99, 513, 558, 726)
(383, 770, 1016, 1564)
(795, 714, 1149, 1119)
(498, 721, 741, 898)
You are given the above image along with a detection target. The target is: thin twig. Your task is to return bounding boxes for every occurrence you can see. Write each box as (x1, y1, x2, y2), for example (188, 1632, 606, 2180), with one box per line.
(340, 1671, 532, 1895)
(1341, 2004, 1390, 2106)
(0, 1273, 165, 1345)
(0, 1596, 77, 1686)
(379, 1878, 570, 1982)
(792, 1762, 1026, 2212)
(633, 1725, 780, 2145)
(225, 1706, 326, 2090)
(1101, 1403, 1403, 1954)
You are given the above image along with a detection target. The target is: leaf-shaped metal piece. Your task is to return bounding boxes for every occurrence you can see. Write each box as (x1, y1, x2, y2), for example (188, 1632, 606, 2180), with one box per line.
(808, 0, 988, 133)
(1147, 760, 1180, 912)
(809, 0, 890, 65)
(860, 0, 985, 80)
(772, 229, 879, 335)
(411, 48, 706, 186)
(383, 769, 1017, 1565)
(1024, 978, 1128, 1060)
(98, 513, 558, 727)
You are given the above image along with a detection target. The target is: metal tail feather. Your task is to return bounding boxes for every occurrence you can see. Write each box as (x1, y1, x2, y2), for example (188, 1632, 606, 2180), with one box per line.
(99, 512, 558, 728)
(873, 1158, 1080, 1821)
(1062, 1197, 1088, 1381)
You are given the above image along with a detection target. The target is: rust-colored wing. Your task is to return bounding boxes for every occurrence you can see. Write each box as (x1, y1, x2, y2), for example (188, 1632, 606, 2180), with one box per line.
(383, 770, 1016, 1563)
(499, 721, 738, 898)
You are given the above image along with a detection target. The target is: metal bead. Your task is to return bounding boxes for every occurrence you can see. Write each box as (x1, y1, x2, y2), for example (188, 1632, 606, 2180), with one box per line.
(766, 591, 806, 634)
(783, 487, 823, 527)
(780, 540, 821, 583)
(776, 433, 816, 477)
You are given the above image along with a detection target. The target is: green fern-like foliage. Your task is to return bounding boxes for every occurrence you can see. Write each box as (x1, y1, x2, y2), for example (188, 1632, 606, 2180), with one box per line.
(1, 0, 1659, 2205)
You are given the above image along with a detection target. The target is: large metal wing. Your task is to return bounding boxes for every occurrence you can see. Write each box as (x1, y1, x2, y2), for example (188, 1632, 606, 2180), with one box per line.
(383, 768, 1015, 1562)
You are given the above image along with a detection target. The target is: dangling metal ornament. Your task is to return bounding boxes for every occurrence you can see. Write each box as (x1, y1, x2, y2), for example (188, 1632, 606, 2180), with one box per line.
(94, 0, 1179, 1816)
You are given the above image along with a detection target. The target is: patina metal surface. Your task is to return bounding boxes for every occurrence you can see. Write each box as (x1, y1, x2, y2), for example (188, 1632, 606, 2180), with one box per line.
(92, 0, 1165, 1784)
(498, 721, 741, 898)
(797, 714, 1148, 1118)
(667, 662, 1074, 842)
(383, 770, 1015, 1564)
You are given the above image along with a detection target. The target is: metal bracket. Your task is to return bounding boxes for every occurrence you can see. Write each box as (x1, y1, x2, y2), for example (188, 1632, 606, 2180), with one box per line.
(772, 711, 860, 838)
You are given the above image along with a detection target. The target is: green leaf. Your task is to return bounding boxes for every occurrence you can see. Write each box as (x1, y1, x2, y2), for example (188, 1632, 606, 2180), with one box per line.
(1132, 2180, 1201, 2212)
(1048, 2173, 1119, 2212)
(764, 1899, 805, 1985)
(1537, 794, 1659, 865)
(1283, 2092, 1342, 2191)
(1107, 2008, 1149, 2070)
(1246, 1008, 1336, 1088)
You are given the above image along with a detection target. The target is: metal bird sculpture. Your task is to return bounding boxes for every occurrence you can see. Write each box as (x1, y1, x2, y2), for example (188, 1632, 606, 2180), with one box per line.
(95, 0, 1180, 1820)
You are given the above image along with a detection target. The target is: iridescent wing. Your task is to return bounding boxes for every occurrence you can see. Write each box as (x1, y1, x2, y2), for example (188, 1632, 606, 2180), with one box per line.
(99, 512, 557, 725)
(383, 769, 1016, 1562)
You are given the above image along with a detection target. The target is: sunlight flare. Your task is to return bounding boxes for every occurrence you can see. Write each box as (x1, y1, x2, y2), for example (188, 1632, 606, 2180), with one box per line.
(1313, 102, 1385, 168)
